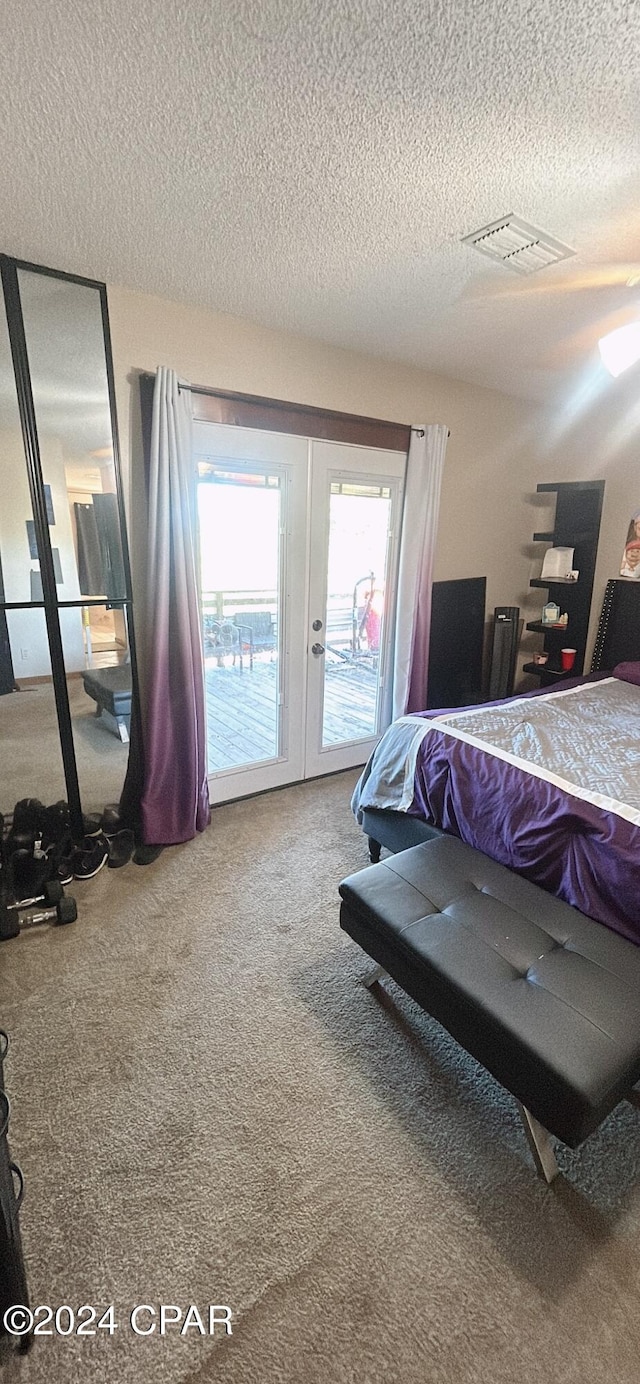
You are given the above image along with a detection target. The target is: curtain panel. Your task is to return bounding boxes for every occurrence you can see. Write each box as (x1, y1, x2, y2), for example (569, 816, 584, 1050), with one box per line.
(388, 423, 448, 720)
(133, 367, 210, 844)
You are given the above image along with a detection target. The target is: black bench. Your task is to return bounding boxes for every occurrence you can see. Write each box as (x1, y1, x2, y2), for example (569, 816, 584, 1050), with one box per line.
(339, 835, 640, 1182)
(82, 665, 132, 743)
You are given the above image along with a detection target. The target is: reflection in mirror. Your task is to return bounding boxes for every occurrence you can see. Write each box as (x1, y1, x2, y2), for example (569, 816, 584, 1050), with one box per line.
(63, 604, 132, 816)
(0, 609, 66, 815)
(0, 279, 34, 605)
(0, 262, 135, 829)
(18, 269, 126, 604)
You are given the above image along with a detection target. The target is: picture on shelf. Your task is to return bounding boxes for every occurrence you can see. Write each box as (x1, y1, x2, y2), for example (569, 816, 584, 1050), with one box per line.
(620, 508, 640, 579)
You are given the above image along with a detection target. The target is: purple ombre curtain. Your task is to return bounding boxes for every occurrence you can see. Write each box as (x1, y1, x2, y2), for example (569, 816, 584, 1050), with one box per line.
(388, 423, 448, 720)
(139, 368, 210, 844)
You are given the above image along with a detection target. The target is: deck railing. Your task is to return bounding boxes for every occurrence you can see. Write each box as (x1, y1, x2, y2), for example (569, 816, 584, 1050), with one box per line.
(201, 589, 277, 623)
(201, 588, 380, 660)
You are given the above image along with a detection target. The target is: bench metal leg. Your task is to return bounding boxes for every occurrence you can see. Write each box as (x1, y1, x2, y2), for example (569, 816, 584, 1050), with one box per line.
(517, 1103, 559, 1184)
(362, 963, 387, 990)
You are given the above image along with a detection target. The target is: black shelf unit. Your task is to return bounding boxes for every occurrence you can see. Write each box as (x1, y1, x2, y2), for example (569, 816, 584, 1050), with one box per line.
(529, 576, 579, 588)
(524, 481, 604, 686)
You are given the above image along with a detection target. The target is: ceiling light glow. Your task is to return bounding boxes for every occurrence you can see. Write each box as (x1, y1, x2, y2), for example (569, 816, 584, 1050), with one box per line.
(598, 323, 640, 377)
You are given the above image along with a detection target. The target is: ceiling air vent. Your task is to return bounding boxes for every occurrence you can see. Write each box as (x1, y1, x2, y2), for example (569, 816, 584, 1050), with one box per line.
(462, 214, 575, 275)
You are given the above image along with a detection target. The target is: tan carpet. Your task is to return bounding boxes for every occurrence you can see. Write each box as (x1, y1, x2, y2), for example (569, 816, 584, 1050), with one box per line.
(1, 770, 640, 1383)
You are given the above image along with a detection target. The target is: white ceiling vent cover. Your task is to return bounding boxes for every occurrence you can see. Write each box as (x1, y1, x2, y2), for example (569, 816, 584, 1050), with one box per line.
(462, 215, 575, 275)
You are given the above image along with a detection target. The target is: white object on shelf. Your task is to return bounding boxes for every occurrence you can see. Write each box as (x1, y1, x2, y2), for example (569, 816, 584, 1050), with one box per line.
(540, 546, 575, 579)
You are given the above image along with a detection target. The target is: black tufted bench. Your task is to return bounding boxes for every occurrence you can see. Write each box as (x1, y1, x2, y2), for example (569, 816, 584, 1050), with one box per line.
(339, 835, 640, 1181)
(82, 665, 132, 743)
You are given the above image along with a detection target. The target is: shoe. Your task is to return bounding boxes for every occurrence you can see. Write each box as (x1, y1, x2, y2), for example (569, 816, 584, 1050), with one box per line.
(8, 799, 46, 855)
(11, 798, 46, 838)
(56, 853, 74, 887)
(107, 830, 135, 869)
(41, 801, 71, 847)
(101, 804, 123, 836)
(72, 832, 109, 880)
(40, 802, 73, 888)
(82, 813, 103, 838)
(132, 843, 164, 866)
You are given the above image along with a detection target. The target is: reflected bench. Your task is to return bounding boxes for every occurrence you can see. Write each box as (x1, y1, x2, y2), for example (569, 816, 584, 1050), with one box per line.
(82, 665, 132, 743)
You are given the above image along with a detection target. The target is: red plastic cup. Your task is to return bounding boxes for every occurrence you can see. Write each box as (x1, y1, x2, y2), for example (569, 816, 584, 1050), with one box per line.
(561, 648, 576, 671)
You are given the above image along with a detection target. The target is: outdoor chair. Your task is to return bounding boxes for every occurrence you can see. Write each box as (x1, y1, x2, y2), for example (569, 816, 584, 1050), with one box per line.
(232, 612, 277, 668)
(203, 617, 245, 670)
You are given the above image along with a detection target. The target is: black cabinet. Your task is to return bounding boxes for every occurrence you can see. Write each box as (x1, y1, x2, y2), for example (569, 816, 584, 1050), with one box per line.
(522, 481, 604, 687)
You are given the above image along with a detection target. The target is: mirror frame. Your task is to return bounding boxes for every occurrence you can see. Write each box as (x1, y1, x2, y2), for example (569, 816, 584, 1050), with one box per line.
(0, 254, 140, 838)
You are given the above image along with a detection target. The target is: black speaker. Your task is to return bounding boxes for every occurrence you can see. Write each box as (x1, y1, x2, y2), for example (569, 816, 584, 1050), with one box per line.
(488, 606, 520, 701)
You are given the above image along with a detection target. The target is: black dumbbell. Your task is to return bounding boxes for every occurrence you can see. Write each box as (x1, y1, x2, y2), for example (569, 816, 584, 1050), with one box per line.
(7, 879, 64, 910)
(0, 896, 77, 941)
(19, 897, 77, 930)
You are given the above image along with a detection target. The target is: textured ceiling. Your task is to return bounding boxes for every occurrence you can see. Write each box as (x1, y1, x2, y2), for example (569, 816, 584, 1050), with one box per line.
(1, 0, 640, 403)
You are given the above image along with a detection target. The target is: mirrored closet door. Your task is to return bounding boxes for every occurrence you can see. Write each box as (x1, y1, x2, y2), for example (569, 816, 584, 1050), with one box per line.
(0, 256, 138, 837)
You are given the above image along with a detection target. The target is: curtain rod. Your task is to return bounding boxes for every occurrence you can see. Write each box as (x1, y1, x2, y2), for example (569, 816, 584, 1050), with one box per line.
(168, 379, 450, 438)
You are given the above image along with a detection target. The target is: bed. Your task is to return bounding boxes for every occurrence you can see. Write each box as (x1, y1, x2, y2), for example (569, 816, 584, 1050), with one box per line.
(352, 665, 640, 946)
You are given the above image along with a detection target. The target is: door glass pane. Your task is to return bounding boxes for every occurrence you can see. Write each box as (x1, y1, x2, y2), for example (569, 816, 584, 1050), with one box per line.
(198, 465, 281, 773)
(17, 269, 127, 604)
(322, 481, 391, 747)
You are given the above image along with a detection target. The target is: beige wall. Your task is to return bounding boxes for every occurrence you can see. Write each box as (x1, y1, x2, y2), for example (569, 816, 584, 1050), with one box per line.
(107, 285, 640, 679)
(107, 284, 545, 661)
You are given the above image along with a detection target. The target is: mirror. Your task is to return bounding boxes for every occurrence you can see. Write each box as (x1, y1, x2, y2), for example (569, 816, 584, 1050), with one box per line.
(0, 262, 135, 827)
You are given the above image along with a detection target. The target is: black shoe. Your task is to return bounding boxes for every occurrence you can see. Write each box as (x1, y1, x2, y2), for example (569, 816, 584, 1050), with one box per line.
(9, 799, 46, 850)
(132, 843, 164, 866)
(82, 813, 103, 838)
(38, 802, 73, 888)
(72, 832, 109, 880)
(107, 829, 135, 869)
(41, 801, 71, 846)
(56, 854, 74, 887)
(101, 804, 123, 836)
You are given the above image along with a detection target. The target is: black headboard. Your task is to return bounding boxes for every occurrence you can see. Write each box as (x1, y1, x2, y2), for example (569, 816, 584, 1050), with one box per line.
(591, 579, 640, 671)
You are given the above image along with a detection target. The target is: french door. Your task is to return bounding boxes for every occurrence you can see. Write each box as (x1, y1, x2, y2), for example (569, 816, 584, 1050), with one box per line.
(194, 422, 405, 803)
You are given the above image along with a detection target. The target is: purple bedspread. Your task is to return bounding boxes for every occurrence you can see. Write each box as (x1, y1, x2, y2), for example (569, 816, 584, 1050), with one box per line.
(404, 677, 640, 945)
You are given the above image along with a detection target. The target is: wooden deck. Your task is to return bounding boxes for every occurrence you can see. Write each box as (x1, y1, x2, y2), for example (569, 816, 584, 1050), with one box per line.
(205, 652, 378, 773)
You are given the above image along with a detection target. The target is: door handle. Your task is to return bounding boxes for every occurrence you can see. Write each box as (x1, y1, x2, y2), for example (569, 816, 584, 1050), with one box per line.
(311, 643, 325, 656)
